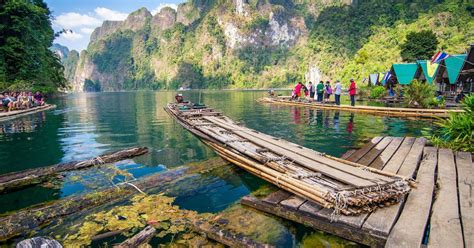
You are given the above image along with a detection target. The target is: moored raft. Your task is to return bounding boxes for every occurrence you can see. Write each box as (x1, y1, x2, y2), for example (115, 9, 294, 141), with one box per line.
(0, 104, 56, 122)
(258, 96, 463, 118)
(165, 102, 413, 215)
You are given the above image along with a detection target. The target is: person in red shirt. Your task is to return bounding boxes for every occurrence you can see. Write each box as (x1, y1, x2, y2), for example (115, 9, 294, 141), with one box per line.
(348, 79, 356, 106)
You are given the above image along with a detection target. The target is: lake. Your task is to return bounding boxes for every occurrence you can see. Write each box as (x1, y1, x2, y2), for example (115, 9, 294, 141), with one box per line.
(0, 91, 434, 247)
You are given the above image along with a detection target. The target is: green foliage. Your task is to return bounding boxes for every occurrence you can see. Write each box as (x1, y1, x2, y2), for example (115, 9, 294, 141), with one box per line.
(369, 86, 387, 99)
(400, 30, 438, 62)
(431, 94, 473, 153)
(404, 79, 436, 108)
(0, 0, 66, 92)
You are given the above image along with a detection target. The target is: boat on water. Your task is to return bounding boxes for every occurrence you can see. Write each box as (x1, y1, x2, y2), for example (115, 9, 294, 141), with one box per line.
(165, 101, 413, 215)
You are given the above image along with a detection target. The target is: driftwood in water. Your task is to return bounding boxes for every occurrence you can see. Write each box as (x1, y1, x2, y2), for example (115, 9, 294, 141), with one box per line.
(191, 220, 273, 248)
(108, 217, 273, 248)
(0, 157, 227, 241)
(114, 226, 156, 248)
(0, 147, 149, 193)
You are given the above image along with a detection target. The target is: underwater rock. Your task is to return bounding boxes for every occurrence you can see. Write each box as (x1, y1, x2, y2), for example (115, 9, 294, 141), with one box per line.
(16, 237, 62, 248)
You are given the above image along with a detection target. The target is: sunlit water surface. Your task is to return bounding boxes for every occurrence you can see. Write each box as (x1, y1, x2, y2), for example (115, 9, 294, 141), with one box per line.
(0, 91, 434, 247)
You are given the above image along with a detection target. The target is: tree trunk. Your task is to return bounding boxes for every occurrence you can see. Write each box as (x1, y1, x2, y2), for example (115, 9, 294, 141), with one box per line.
(0, 147, 149, 193)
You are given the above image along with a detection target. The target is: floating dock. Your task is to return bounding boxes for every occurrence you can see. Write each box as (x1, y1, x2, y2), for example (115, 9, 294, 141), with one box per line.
(241, 136, 473, 247)
(0, 104, 56, 122)
(258, 97, 463, 118)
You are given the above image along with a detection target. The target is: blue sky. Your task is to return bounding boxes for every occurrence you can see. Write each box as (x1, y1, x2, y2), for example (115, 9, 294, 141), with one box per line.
(46, 0, 185, 51)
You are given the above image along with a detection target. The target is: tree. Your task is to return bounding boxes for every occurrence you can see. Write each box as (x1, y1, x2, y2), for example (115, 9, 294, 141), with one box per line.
(400, 30, 439, 62)
(0, 0, 66, 92)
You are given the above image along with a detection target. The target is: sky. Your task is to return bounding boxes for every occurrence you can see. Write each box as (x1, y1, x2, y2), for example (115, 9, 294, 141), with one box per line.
(46, 0, 185, 51)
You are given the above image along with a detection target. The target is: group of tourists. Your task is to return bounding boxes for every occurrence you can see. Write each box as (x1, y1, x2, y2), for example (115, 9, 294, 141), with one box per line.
(0, 91, 45, 112)
(291, 79, 357, 106)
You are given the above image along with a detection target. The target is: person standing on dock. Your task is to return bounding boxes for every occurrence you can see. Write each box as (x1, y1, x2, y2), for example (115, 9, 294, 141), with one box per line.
(349, 79, 356, 106)
(324, 81, 332, 103)
(334, 80, 342, 105)
(294, 82, 303, 100)
(308, 82, 315, 100)
(316, 81, 324, 102)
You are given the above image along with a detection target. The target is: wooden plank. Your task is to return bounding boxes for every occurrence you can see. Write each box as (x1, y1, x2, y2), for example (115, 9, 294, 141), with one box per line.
(298, 200, 323, 215)
(240, 195, 386, 247)
(360, 138, 426, 236)
(384, 147, 437, 248)
(280, 196, 306, 210)
(397, 138, 426, 177)
(429, 149, 463, 248)
(346, 137, 384, 162)
(357, 137, 394, 166)
(262, 190, 292, 205)
(456, 151, 473, 248)
(381, 137, 416, 173)
(369, 137, 404, 170)
(341, 149, 356, 160)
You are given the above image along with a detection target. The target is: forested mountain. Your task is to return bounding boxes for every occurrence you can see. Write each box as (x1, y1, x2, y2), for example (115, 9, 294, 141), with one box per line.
(0, 0, 66, 93)
(63, 0, 473, 91)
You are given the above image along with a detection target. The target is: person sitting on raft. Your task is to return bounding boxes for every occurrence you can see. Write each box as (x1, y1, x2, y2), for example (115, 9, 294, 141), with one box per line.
(34, 92, 44, 106)
(175, 93, 184, 103)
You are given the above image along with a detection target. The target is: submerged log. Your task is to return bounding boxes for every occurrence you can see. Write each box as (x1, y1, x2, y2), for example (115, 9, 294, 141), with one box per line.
(0, 147, 149, 193)
(0, 157, 227, 241)
(114, 226, 156, 248)
(191, 220, 273, 248)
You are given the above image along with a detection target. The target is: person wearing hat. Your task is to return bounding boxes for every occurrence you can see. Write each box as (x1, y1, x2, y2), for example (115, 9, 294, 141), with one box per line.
(334, 80, 342, 105)
(175, 93, 184, 103)
(348, 79, 356, 106)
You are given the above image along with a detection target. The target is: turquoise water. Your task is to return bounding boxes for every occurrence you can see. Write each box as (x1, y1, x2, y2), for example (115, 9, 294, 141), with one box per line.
(0, 91, 434, 246)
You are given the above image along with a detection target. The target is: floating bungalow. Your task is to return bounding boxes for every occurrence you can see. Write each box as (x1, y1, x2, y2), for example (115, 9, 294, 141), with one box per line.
(456, 44, 474, 93)
(433, 54, 467, 94)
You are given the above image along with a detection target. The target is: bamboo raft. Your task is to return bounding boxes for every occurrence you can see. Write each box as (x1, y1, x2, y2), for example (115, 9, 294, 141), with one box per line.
(242, 137, 473, 247)
(258, 96, 463, 118)
(165, 103, 413, 215)
(0, 104, 56, 122)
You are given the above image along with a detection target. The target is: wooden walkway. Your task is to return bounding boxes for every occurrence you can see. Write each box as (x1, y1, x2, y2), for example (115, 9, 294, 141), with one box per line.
(241, 136, 473, 247)
(258, 97, 463, 118)
(0, 104, 55, 122)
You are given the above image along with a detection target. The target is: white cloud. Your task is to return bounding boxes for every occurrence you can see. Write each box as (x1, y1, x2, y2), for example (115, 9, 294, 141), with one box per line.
(151, 3, 178, 15)
(94, 7, 128, 21)
(80, 28, 95, 35)
(54, 12, 102, 29)
(60, 31, 84, 41)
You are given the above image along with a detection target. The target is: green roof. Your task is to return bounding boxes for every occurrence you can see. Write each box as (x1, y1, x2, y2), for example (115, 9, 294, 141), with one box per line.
(444, 54, 467, 84)
(393, 63, 418, 85)
(417, 60, 439, 84)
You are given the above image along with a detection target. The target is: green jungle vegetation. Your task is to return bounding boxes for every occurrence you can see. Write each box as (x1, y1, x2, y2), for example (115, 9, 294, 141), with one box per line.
(1, 0, 473, 92)
(64, 0, 473, 91)
(432, 94, 474, 152)
(0, 0, 66, 93)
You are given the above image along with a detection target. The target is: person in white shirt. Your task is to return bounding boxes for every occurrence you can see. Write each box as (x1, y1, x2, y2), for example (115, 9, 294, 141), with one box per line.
(334, 80, 342, 105)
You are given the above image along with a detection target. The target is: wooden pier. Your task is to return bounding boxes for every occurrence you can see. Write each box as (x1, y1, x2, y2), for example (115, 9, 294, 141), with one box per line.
(0, 104, 56, 122)
(241, 136, 473, 247)
(258, 97, 463, 118)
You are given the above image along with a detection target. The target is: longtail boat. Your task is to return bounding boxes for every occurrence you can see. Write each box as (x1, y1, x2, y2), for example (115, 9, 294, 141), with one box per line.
(165, 102, 412, 215)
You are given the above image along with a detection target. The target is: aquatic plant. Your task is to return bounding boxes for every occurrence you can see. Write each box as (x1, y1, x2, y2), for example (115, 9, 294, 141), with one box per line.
(62, 194, 212, 246)
(404, 79, 436, 108)
(431, 94, 473, 153)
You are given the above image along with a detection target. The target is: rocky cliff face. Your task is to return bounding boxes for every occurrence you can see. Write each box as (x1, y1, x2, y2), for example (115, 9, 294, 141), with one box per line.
(65, 0, 469, 91)
(69, 0, 315, 91)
